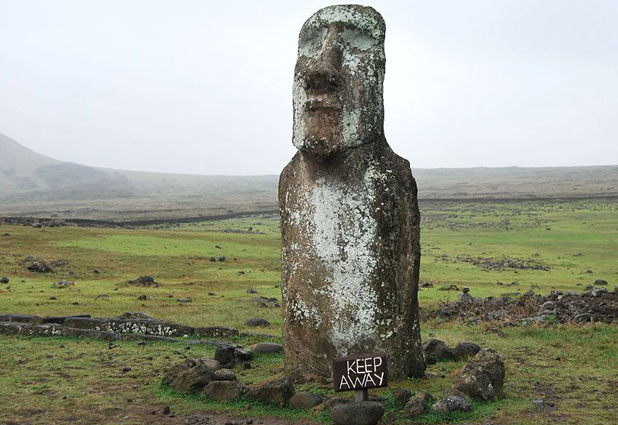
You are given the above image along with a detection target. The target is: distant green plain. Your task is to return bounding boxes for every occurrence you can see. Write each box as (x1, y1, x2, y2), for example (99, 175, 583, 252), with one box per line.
(0, 199, 616, 424)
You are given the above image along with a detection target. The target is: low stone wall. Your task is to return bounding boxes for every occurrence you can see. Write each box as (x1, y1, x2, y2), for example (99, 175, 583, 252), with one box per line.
(0, 313, 276, 344)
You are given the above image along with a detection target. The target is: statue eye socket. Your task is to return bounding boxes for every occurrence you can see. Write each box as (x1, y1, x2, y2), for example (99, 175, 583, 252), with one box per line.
(341, 29, 377, 51)
(299, 27, 327, 56)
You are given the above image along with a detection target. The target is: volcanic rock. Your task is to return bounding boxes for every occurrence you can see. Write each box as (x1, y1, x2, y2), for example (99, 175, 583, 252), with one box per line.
(245, 376, 295, 407)
(290, 392, 323, 409)
(331, 401, 384, 425)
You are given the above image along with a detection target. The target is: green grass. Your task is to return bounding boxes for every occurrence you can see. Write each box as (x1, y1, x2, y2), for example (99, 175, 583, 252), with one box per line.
(0, 198, 617, 424)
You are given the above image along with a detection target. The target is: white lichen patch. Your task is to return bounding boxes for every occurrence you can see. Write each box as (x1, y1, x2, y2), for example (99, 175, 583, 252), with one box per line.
(306, 167, 382, 353)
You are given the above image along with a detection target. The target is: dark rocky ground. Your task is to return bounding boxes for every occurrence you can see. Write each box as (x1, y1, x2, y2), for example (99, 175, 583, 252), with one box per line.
(422, 286, 618, 325)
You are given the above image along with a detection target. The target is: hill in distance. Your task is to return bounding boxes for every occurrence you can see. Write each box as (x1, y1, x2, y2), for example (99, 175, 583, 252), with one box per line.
(1, 132, 617, 221)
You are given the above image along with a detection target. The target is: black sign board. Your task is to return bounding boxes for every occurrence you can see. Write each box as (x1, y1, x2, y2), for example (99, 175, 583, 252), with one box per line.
(333, 353, 388, 392)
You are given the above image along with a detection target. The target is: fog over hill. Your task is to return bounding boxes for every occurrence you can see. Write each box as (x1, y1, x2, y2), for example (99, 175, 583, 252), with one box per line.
(1, 133, 617, 221)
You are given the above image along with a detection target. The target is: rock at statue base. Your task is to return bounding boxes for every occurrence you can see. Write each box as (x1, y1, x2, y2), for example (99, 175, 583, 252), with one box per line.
(279, 4, 425, 379)
(331, 401, 384, 425)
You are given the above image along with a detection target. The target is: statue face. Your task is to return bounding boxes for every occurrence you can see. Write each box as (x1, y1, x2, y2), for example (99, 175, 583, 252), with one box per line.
(293, 5, 386, 156)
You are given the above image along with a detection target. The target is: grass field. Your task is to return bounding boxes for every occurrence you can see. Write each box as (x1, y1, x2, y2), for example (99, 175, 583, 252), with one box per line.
(0, 199, 617, 424)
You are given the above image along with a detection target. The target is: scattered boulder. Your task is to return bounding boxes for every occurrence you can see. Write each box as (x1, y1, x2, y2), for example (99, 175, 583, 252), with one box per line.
(235, 346, 254, 362)
(246, 289, 258, 294)
(420, 281, 434, 288)
(245, 377, 294, 407)
(252, 296, 280, 308)
(213, 345, 253, 367)
(53, 280, 74, 289)
(290, 392, 323, 409)
(213, 368, 236, 381)
(423, 339, 454, 364)
(177, 297, 192, 303)
(117, 312, 154, 320)
(391, 388, 411, 407)
(214, 346, 236, 366)
(194, 326, 239, 339)
(452, 349, 505, 400)
(95, 294, 111, 300)
(201, 359, 222, 371)
(27, 261, 54, 273)
(251, 342, 283, 354)
(324, 396, 352, 410)
(595, 279, 608, 286)
(331, 401, 384, 425)
(444, 387, 470, 400)
(129, 276, 159, 287)
(203, 380, 245, 401)
(431, 396, 471, 413)
(0, 277, 9, 284)
(415, 390, 434, 404)
(162, 359, 215, 393)
(246, 317, 270, 327)
(452, 342, 481, 360)
(401, 396, 425, 418)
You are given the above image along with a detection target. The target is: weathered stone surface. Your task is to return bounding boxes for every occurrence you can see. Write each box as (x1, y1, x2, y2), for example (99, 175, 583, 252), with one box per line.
(63, 317, 193, 337)
(391, 388, 411, 407)
(0, 277, 9, 284)
(251, 342, 283, 354)
(401, 396, 426, 418)
(53, 280, 74, 288)
(246, 317, 271, 327)
(431, 396, 471, 413)
(252, 296, 280, 308)
(245, 377, 295, 407)
(452, 342, 481, 360)
(194, 326, 239, 339)
(163, 359, 214, 393)
(290, 392, 323, 409)
(452, 349, 505, 400)
(0, 314, 43, 323)
(331, 401, 384, 425)
(201, 359, 222, 371)
(129, 276, 158, 286)
(279, 4, 425, 379)
(116, 312, 154, 320)
(214, 345, 236, 366)
(0, 321, 117, 341)
(423, 339, 454, 364)
(415, 390, 435, 404)
(42, 314, 91, 324)
(203, 380, 244, 401)
(27, 261, 53, 273)
(213, 368, 236, 381)
(324, 396, 352, 410)
(452, 366, 495, 400)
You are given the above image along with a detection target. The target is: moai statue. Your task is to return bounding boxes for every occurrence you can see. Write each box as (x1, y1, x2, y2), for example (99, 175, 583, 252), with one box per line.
(279, 5, 426, 378)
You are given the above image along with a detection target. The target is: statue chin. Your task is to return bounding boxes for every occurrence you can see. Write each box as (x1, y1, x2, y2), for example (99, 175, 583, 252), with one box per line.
(299, 135, 343, 157)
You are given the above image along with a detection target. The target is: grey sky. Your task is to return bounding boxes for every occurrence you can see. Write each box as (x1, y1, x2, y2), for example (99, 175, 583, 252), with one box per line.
(1, 0, 617, 175)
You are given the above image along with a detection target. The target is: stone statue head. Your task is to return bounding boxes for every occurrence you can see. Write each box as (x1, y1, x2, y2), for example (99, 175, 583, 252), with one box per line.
(292, 5, 386, 156)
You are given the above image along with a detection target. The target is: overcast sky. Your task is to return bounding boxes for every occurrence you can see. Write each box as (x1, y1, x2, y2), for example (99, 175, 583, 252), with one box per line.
(1, 0, 617, 175)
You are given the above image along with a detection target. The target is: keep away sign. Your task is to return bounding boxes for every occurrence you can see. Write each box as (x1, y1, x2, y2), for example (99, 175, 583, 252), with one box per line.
(333, 353, 388, 392)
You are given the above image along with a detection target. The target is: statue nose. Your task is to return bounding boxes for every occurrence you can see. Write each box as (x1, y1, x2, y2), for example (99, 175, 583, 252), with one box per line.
(303, 26, 343, 94)
(318, 26, 343, 70)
